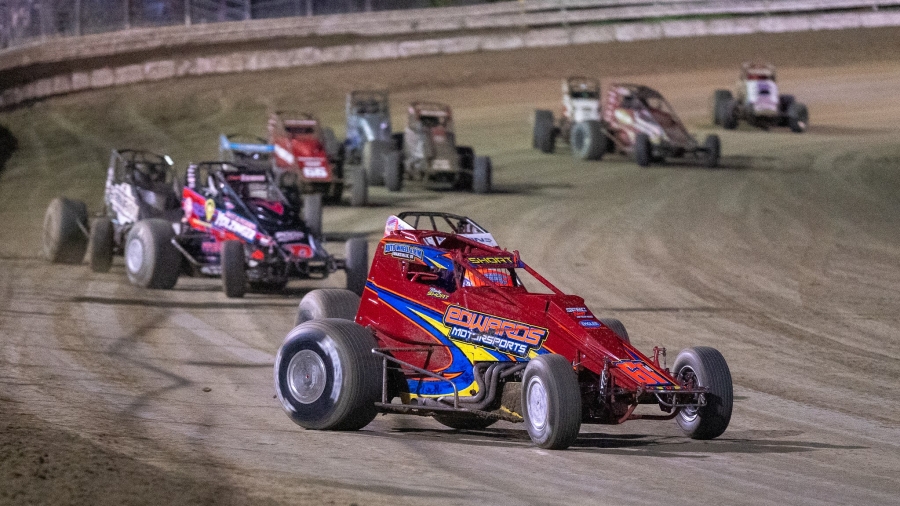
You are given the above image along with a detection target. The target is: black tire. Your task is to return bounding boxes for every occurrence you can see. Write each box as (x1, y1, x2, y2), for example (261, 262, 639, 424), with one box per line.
(384, 151, 403, 192)
(322, 127, 341, 159)
(432, 412, 497, 430)
(295, 289, 362, 326)
(703, 134, 721, 169)
(303, 193, 323, 239)
(712, 90, 732, 125)
(598, 318, 629, 343)
(634, 133, 653, 167)
(344, 237, 369, 296)
(88, 216, 114, 273)
(778, 94, 795, 114)
(522, 354, 582, 450)
(673, 346, 733, 440)
(570, 120, 605, 161)
(43, 197, 88, 264)
(472, 156, 491, 194)
(124, 218, 180, 289)
(722, 99, 739, 130)
(362, 140, 389, 186)
(787, 102, 809, 133)
(221, 240, 247, 298)
(274, 319, 381, 430)
(350, 167, 367, 207)
(533, 109, 555, 153)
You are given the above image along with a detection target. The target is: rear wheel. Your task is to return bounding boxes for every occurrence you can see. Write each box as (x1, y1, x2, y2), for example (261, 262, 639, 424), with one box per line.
(522, 354, 581, 450)
(295, 289, 361, 326)
(344, 237, 369, 296)
(712, 90, 732, 125)
(274, 319, 381, 430)
(124, 219, 180, 289)
(221, 240, 247, 298)
(43, 197, 88, 264)
(88, 216, 114, 273)
(303, 194, 323, 239)
(703, 134, 721, 169)
(787, 102, 809, 133)
(350, 167, 367, 207)
(384, 151, 403, 192)
(472, 156, 491, 194)
(634, 133, 653, 167)
(432, 412, 497, 430)
(673, 346, 733, 439)
(533, 109, 555, 153)
(362, 140, 389, 186)
(722, 99, 739, 130)
(570, 120, 605, 161)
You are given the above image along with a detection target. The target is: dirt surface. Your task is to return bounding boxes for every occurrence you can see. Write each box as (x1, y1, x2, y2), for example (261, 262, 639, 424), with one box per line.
(2, 28, 900, 505)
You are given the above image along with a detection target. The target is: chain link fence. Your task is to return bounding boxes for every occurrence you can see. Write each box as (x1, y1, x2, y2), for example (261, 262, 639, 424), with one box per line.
(0, 0, 498, 49)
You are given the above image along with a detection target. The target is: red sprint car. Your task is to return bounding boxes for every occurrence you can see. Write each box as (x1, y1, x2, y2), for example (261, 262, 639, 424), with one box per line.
(274, 212, 732, 449)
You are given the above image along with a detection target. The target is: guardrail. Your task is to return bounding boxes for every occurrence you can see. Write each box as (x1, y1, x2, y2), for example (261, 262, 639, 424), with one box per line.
(1, 0, 899, 108)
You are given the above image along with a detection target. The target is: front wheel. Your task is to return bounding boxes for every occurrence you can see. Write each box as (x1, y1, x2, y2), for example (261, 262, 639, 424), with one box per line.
(634, 133, 653, 167)
(533, 109, 556, 153)
(344, 237, 369, 296)
(274, 319, 381, 430)
(702, 134, 721, 169)
(673, 346, 733, 439)
(522, 354, 582, 449)
(384, 151, 403, 192)
(472, 156, 491, 194)
(295, 289, 361, 326)
(570, 120, 605, 161)
(303, 194, 323, 240)
(43, 197, 88, 264)
(88, 216, 114, 273)
(221, 240, 247, 298)
(787, 102, 809, 133)
(350, 167, 367, 207)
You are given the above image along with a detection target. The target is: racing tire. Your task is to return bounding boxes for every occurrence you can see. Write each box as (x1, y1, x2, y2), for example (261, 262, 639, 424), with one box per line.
(43, 197, 88, 264)
(124, 219, 180, 289)
(472, 156, 492, 194)
(344, 237, 369, 296)
(88, 216, 114, 273)
(712, 90, 732, 125)
(634, 133, 653, 167)
(303, 193, 323, 240)
(384, 151, 403, 192)
(673, 346, 733, 440)
(702, 135, 721, 169)
(598, 318, 630, 344)
(570, 120, 605, 161)
(787, 102, 809, 133)
(722, 99, 739, 130)
(350, 167, 368, 207)
(295, 289, 361, 326)
(432, 412, 497, 430)
(533, 109, 555, 153)
(221, 240, 247, 299)
(522, 354, 582, 450)
(274, 319, 381, 431)
(362, 140, 390, 186)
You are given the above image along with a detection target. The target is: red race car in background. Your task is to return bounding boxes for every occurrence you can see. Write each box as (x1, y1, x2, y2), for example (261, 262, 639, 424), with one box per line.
(274, 212, 733, 449)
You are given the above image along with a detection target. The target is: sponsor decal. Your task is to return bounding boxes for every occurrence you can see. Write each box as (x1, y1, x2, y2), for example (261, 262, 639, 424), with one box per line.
(442, 305, 548, 358)
(275, 231, 305, 242)
(284, 243, 314, 259)
(579, 320, 601, 328)
(431, 159, 451, 170)
(107, 183, 139, 224)
(205, 199, 216, 222)
(213, 211, 256, 241)
(384, 243, 424, 263)
(566, 307, 594, 318)
(614, 360, 672, 386)
(468, 256, 515, 265)
(426, 287, 449, 299)
(460, 233, 498, 247)
(299, 158, 329, 179)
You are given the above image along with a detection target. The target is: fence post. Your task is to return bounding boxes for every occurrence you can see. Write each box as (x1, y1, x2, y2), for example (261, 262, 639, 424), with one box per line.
(306, 0, 313, 16)
(74, 0, 82, 36)
(185, 0, 191, 26)
(124, 0, 131, 29)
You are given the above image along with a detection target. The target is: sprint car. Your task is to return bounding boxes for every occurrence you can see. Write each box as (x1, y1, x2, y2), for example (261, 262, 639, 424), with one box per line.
(383, 102, 492, 194)
(42, 149, 180, 272)
(344, 90, 396, 187)
(269, 111, 368, 207)
(533, 76, 602, 155)
(122, 162, 368, 298)
(713, 62, 809, 133)
(274, 212, 733, 449)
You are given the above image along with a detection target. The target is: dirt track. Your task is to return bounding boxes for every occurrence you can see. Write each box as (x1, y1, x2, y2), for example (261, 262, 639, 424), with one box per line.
(2, 28, 900, 505)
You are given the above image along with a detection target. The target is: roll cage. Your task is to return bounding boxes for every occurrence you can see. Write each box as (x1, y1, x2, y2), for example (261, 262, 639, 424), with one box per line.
(109, 149, 175, 186)
(565, 76, 600, 100)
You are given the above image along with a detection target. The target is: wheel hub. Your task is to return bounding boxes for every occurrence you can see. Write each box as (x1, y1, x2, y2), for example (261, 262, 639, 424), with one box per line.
(527, 376, 549, 430)
(287, 350, 327, 404)
(125, 237, 144, 274)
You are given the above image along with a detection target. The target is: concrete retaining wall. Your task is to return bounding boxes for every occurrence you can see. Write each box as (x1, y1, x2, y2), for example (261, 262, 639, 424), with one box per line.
(3, 9, 900, 108)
